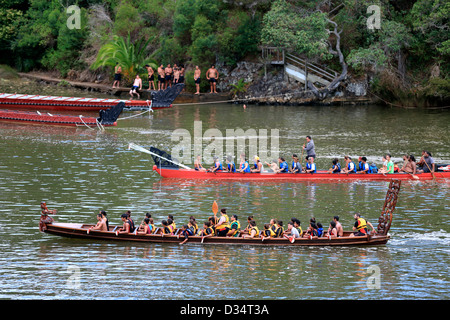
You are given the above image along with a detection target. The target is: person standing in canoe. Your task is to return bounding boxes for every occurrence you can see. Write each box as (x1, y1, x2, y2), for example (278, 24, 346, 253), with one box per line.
(214, 208, 230, 236)
(302, 136, 316, 159)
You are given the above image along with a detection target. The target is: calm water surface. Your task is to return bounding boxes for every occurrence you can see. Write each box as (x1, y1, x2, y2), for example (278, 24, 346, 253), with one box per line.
(0, 87, 449, 300)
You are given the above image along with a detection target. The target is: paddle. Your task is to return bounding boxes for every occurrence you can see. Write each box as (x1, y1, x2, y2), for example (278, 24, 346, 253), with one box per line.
(212, 200, 218, 225)
(423, 160, 436, 180)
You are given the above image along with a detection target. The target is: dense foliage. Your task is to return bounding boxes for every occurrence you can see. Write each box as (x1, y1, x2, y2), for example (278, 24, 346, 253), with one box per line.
(0, 0, 448, 103)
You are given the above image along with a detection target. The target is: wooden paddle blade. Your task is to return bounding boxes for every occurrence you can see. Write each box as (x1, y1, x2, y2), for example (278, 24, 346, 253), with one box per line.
(212, 200, 218, 215)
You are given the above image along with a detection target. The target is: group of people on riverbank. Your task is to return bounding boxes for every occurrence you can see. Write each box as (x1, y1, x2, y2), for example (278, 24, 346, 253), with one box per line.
(86, 209, 376, 245)
(112, 62, 220, 98)
(194, 135, 437, 175)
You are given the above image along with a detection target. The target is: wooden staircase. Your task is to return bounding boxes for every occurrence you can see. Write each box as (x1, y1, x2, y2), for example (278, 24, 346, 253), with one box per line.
(261, 47, 339, 88)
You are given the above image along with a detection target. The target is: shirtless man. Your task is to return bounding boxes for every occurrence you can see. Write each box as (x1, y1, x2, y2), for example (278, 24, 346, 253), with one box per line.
(157, 64, 165, 91)
(145, 65, 156, 91)
(206, 65, 219, 93)
(164, 64, 173, 89)
(88, 213, 108, 232)
(112, 63, 122, 88)
(129, 75, 142, 99)
(328, 215, 344, 237)
(194, 65, 201, 94)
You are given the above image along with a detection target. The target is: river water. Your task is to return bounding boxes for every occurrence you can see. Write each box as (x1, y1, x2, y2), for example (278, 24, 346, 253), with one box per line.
(0, 84, 449, 300)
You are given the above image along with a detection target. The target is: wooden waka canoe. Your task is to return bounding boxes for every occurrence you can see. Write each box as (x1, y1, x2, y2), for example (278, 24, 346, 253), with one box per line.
(41, 180, 401, 247)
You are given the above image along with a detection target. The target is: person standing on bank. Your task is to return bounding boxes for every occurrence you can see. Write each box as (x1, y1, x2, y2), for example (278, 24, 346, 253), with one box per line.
(302, 136, 316, 159)
(206, 65, 219, 93)
(194, 65, 201, 95)
(112, 63, 122, 88)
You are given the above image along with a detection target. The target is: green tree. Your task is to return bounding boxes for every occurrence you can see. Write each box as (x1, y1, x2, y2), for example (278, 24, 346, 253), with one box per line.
(91, 34, 157, 84)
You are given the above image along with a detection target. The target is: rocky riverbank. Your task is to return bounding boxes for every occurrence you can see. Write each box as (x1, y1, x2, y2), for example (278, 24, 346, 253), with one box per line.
(3, 65, 376, 106)
(217, 61, 376, 106)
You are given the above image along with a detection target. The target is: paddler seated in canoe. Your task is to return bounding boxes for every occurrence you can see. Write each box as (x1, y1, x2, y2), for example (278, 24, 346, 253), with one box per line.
(168, 215, 176, 229)
(179, 225, 194, 245)
(214, 208, 230, 236)
(239, 215, 255, 236)
(328, 158, 341, 173)
(251, 156, 264, 173)
(349, 213, 375, 237)
(194, 155, 207, 172)
(293, 219, 303, 237)
(260, 223, 276, 240)
(275, 157, 289, 173)
(264, 160, 278, 172)
(136, 218, 153, 235)
(237, 157, 251, 173)
(273, 220, 285, 237)
(99, 210, 109, 231)
(243, 220, 260, 238)
(289, 218, 303, 237)
(118, 214, 134, 234)
(188, 218, 198, 235)
(283, 221, 301, 241)
(161, 220, 174, 235)
(417, 151, 435, 173)
(399, 154, 417, 175)
(305, 156, 317, 173)
(341, 156, 356, 174)
(329, 216, 344, 237)
(209, 157, 223, 173)
(224, 156, 236, 173)
(227, 214, 241, 237)
(327, 221, 338, 238)
(137, 212, 151, 232)
(356, 157, 370, 174)
(88, 213, 108, 232)
(289, 154, 302, 173)
(199, 221, 215, 238)
(124, 211, 136, 232)
(303, 221, 319, 238)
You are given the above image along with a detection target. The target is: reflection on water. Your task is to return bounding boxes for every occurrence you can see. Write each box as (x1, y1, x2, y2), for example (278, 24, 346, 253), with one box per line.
(0, 102, 449, 299)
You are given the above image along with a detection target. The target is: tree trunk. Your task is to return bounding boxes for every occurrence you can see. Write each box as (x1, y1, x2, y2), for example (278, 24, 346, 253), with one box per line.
(309, 18, 348, 100)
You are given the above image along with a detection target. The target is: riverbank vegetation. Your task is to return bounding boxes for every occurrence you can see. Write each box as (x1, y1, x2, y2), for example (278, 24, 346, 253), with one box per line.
(0, 0, 448, 106)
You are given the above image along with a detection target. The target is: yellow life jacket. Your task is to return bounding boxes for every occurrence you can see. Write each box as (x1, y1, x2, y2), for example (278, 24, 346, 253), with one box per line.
(217, 214, 230, 230)
(274, 226, 284, 237)
(296, 226, 303, 236)
(356, 218, 367, 232)
(249, 226, 259, 237)
(264, 228, 276, 237)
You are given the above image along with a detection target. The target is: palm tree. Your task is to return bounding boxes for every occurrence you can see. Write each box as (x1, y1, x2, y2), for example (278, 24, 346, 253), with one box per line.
(91, 34, 157, 85)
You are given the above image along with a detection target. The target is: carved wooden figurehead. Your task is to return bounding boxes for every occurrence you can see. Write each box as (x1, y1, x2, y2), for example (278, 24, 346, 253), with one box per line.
(377, 180, 401, 235)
